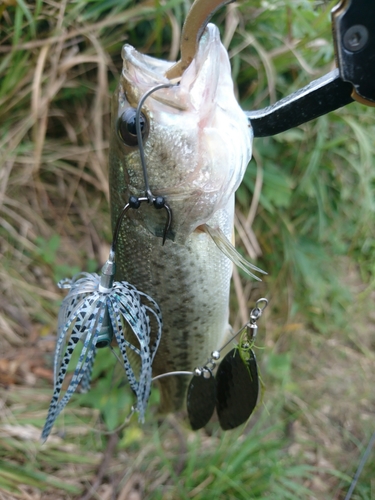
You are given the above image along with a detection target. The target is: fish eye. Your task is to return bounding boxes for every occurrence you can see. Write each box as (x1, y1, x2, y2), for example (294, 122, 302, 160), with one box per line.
(117, 108, 149, 146)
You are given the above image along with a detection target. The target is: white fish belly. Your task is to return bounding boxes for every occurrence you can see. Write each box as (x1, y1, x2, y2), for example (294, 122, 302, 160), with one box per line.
(114, 205, 233, 412)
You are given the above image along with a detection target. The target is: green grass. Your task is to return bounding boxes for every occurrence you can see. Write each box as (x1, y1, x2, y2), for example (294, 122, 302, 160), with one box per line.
(0, 383, 327, 499)
(1, 0, 375, 498)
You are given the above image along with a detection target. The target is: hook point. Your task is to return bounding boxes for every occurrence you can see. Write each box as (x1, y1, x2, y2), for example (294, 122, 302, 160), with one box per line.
(162, 203, 172, 245)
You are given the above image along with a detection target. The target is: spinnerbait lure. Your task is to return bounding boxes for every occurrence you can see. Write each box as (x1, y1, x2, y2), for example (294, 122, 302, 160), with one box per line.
(41, 266, 162, 442)
(41, 84, 177, 442)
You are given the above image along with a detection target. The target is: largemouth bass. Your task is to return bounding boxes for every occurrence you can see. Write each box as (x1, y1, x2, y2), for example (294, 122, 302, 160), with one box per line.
(109, 24, 256, 413)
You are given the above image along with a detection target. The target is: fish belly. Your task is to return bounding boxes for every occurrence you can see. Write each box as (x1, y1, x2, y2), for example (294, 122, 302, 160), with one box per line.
(114, 204, 233, 412)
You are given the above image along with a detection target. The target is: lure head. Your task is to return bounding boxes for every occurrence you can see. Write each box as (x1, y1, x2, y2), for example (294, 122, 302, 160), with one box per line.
(110, 24, 252, 244)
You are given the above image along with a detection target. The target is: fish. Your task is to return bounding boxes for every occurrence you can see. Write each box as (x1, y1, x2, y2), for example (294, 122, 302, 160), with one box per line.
(109, 23, 263, 413)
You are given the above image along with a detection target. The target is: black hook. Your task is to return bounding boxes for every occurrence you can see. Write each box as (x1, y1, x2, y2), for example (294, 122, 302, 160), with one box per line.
(111, 194, 172, 254)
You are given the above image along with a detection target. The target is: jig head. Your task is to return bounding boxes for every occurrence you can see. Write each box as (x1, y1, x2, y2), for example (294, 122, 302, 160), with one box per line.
(41, 84, 181, 441)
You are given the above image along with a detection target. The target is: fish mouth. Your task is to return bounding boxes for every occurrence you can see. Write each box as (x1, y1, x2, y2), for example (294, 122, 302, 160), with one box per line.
(121, 23, 223, 112)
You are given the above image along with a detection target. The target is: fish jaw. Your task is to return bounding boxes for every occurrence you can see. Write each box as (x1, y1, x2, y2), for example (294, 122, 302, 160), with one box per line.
(110, 23, 252, 244)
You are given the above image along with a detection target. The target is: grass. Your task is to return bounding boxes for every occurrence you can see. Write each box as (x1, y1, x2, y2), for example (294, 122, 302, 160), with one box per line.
(1, 0, 375, 498)
(0, 384, 330, 499)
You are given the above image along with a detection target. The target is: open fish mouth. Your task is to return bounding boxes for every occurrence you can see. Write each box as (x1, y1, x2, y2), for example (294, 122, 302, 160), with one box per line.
(121, 23, 223, 111)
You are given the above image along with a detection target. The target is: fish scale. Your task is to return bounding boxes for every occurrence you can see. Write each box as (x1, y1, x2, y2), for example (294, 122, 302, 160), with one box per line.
(109, 24, 253, 412)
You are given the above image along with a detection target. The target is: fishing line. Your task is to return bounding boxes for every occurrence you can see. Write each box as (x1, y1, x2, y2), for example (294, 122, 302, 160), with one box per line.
(344, 429, 375, 500)
(109, 344, 125, 368)
(82, 405, 136, 437)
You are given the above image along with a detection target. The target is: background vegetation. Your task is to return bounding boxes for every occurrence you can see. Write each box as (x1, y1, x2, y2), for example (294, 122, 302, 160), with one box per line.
(1, 0, 375, 498)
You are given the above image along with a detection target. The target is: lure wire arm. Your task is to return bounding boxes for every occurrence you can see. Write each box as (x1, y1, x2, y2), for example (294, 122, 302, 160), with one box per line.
(135, 82, 174, 199)
(42, 85, 179, 441)
(151, 298, 268, 382)
(91, 84, 177, 358)
(111, 82, 177, 247)
(205, 297, 268, 364)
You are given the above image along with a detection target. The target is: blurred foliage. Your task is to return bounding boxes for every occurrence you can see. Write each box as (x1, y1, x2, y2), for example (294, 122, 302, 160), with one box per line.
(1, 0, 375, 498)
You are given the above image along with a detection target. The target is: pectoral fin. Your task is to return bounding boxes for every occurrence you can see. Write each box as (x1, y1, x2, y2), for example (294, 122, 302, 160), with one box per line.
(202, 224, 266, 281)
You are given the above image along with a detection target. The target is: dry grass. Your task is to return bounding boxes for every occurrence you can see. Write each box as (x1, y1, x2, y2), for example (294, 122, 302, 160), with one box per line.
(1, 0, 118, 351)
